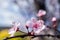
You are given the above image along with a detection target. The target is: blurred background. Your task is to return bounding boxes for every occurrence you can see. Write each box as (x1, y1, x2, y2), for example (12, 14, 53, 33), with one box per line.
(0, 0, 60, 40)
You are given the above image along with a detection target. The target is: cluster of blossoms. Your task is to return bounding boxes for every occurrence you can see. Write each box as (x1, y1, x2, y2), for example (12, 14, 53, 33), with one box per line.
(8, 10, 57, 37)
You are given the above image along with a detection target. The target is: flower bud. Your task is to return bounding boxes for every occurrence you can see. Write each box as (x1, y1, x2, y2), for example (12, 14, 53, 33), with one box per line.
(37, 10, 46, 17)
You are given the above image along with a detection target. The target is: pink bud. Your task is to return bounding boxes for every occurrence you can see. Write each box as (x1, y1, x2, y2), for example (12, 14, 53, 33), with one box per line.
(37, 10, 46, 17)
(52, 17, 57, 22)
(26, 21, 31, 27)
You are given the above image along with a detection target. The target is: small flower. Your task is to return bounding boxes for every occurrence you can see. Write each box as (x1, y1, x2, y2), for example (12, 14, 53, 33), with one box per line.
(51, 17, 57, 22)
(33, 20, 46, 35)
(8, 22, 20, 37)
(51, 17, 57, 28)
(26, 21, 31, 27)
(37, 10, 46, 17)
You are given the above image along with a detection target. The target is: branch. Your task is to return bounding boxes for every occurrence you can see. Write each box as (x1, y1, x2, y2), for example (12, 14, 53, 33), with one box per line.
(4, 34, 60, 40)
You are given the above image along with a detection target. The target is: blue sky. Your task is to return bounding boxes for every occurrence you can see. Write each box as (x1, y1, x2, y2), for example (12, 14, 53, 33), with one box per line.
(0, 0, 36, 27)
(0, 0, 20, 26)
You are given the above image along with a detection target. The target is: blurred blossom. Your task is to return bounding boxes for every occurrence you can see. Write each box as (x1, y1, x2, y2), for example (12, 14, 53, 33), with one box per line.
(8, 22, 20, 37)
(51, 17, 57, 22)
(37, 10, 46, 17)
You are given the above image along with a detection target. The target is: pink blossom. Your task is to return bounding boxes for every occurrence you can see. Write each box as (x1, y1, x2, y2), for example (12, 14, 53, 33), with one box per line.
(33, 20, 46, 35)
(37, 10, 46, 17)
(8, 22, 20, 37)
(51, 17, 57, 22)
